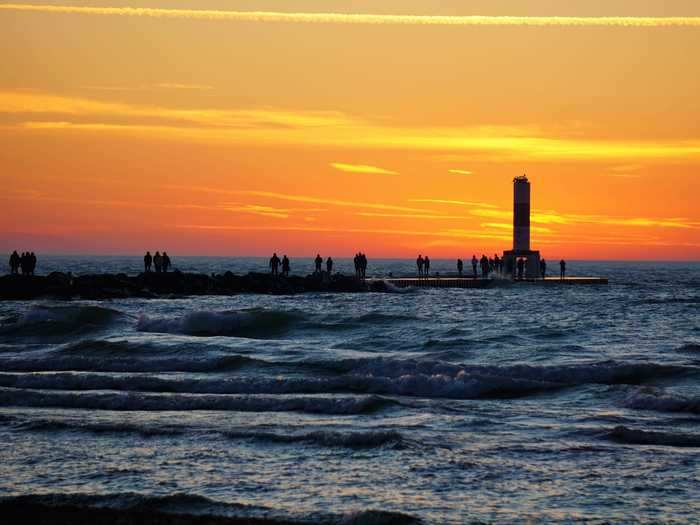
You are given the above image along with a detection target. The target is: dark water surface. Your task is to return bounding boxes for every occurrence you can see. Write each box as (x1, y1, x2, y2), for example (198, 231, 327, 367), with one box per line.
(0, 258, 698, 523)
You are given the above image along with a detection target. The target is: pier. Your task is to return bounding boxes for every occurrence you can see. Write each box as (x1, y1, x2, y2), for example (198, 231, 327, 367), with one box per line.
(373, 276, 608, 289)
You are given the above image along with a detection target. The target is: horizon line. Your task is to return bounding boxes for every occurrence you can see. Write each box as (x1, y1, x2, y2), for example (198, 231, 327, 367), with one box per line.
(2, 5, 700, 28)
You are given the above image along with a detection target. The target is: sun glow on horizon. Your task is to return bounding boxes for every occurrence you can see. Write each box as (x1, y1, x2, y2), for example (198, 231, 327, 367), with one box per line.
(1, 1, 698, 259)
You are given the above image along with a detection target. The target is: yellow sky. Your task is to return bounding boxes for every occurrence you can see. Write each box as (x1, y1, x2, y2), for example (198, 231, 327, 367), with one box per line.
(1, 1, 699, 259)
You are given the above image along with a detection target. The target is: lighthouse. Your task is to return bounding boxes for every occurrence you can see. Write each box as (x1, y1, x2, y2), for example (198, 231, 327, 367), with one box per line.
(503, 174, 541, 279)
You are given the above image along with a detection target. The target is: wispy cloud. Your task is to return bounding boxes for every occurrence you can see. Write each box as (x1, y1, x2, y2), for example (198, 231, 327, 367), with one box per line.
(330, 162, 398, 175)
(7, 91, 700, 161)
(2, 5, 700, 27)
(357, 212, 471, 220)
(409, 198, 498, 209)
(84, 83, 213, 92)
(447, 169, 473, 175)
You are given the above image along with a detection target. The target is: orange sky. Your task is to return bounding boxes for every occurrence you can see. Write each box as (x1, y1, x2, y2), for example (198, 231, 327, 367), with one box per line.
(1, 1, 699, 259)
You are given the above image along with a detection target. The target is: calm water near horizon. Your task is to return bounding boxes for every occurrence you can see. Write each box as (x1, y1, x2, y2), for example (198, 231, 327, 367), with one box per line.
(0, 258, 698, 523)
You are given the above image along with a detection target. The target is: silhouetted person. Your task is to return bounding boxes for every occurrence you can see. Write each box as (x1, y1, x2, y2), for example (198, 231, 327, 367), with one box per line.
(153, 251, 163, 273)
(314, 253, 323, 274)
(326, 256, 333, 274)
(270, 253, 281, 276)
(282, 255, 290, 277)
(29, 252, 36, 275)
(494, 254, 500, 274)
(359, 253, 367, 279)
(9, 251, 20, 274)
(560, 259, 566, 280)
(424, 256, 430, 277)
(162, 252, 171, 273)
(416, 255, 424, 277)
(471, 255, 478, 278)
(353, 253, 360, 278)
(480, 255, 489, 278)
(517, 257, 525, 280)
(540, 258, 547, 279)
(144, 251, 152, 272)
(457, 258, 463, 276)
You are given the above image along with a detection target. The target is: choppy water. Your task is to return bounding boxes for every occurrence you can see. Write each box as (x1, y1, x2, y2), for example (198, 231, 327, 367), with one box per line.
(1, 258, 699, 523)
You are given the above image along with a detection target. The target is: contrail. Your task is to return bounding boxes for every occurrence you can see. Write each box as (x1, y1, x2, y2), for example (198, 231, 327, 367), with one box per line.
(1, 4, 700, 27)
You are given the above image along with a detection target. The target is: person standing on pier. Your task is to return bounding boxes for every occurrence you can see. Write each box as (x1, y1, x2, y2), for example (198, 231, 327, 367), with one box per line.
(471, 255, 478, 278)
(540, 258, 547, 279)
(480, 255, 489, 278)
(144, 251, 152, 272)
(416, 255, 424, 277)
(424, 256, 431, 277)
(517, 257, 525, 280)
(326, 256, 333, 275)
(457, 258, 463, 277)
(560, 259, 566, 280)
(269, 253, 281, 276)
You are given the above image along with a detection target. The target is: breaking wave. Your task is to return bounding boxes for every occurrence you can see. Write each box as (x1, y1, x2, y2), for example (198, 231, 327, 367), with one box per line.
(137, 308, 302, 337)
(0, 305, 123, 337)
(0, 388, 394, 414)
(623, 387, 700, 415)
(0, 358, 691, 400)
(605, 426, 700, 447)
(0, 493, 420, 525)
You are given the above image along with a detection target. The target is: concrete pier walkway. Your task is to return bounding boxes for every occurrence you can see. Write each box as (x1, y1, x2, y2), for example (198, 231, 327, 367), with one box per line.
(371, 276, 608, 289)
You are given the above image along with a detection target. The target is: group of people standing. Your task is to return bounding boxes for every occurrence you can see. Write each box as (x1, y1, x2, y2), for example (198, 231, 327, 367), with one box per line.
(416, 255, 432, 277)
(353, 253, 368, 279)
(8, 251, 37, 275)
(314, 254, 334, 274)
(144, 251, 172, 273)
(269, 253, 291, 277)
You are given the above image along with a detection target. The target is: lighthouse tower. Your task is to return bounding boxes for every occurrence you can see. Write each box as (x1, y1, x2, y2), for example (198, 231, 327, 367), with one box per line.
(503, 174, 541, 279)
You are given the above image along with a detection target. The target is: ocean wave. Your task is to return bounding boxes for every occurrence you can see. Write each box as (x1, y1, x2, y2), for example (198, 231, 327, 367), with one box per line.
(0, 305, 123, 337)
(223, 429, 405, 449)
(0, 352, 256, 373)
(676, 343, 700, 353)
(0, 387, 394, 414)
(637, 297, 700, 305)
(3, 414, 404, 449)
(623, 387, 700, 415)
(136, 308, 302, 337)
(0, 358, 689, 400)
(0, 493, 421, 525)
(605, 426, 700, 447)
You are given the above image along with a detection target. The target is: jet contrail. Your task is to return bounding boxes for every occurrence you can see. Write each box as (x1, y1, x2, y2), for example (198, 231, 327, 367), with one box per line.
(1, 4, 700, 27)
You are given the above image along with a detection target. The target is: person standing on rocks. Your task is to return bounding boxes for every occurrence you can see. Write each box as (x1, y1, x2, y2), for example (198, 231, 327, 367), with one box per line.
(326, 256, 333, 275)
(153, 252, 163, 273)
(162, 252, 171, 273)
(314, 254, 323, 274)
(270, 253, 281, 276)
(9, 251, 20, 274)
(281, 255, 290, 277)
(144, 251, 152, 272)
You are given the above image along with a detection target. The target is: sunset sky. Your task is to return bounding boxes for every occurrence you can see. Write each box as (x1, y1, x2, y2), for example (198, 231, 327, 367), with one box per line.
(1, 1, 699, 259)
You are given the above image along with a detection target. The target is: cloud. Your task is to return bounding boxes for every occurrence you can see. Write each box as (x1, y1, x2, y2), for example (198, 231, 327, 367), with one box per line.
(84, 83, 213, 92)
(7, 91, 700, 161)
(410, 199, 498, 209)
(330, 162, 398, 175)
(447, 169, 473, 175)
(2, 5, 700, 27)
(357, 212, 471, 220)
